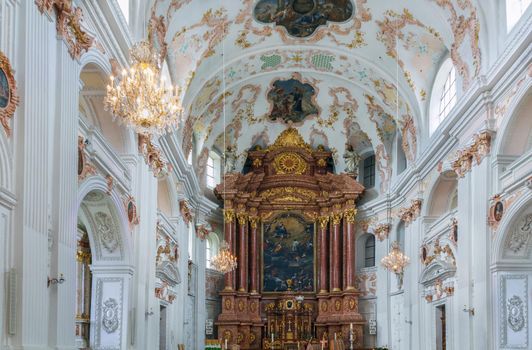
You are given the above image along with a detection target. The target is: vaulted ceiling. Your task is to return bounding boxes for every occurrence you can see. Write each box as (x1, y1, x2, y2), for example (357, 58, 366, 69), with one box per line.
(149, 0, 485, 187)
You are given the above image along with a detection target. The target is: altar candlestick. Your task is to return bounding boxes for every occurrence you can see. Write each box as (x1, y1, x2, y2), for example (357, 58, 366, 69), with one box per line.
(334, 332, 337, 340)
(271, 332, 274, 345)
(350, 323, 353, 331)
(224, 339, 228, 350)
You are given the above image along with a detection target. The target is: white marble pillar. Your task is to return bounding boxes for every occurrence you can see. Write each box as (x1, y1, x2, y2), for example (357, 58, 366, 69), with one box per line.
(48, 38, 81, 349)
(12, 1, 55, 345)
(470, 159, 490, 349)
(375, 232, 390, 347)
(130, 159, 158, 349)
(454, 172, 474, 350)
(195, 237, 207, 350)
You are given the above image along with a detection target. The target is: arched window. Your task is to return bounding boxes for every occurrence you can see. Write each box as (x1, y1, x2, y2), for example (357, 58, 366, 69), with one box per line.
(206, 152, 221, 189)
(429, 58, 457, 135)
(506, 0, 531, 32)
(364, 235, 376, 267)
(206, 238, 212, 268)
(362, 154, 375, 189)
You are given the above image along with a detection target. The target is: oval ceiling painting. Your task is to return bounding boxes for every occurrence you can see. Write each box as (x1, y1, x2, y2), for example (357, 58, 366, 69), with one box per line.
(254, 0, 354, 38)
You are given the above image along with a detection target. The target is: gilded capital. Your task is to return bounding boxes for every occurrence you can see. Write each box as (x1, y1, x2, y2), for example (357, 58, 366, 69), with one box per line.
(344, 208, 357, 224)
(318, 215, 329, 229)
(249, 216, 260, 229)
(224, 209, 235, 223)
(237, 212, 248, 225)
(331, 212, 343, 226)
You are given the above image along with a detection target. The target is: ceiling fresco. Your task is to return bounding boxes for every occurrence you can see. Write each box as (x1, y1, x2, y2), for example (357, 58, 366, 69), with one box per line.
(254, 0, 354, 38)
(267, 74, 319, 123)
(148, 0, 486, 192)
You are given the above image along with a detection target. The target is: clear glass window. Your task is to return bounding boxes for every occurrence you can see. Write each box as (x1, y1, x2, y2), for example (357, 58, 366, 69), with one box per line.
(363, 155, 375, 189)
(438, 67, 457, 123)
(506, 0, 531, 31)
(364, 235, 376, 267)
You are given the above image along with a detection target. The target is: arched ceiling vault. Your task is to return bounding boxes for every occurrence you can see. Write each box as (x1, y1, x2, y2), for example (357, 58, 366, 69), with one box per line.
(149, 0, 485, 183)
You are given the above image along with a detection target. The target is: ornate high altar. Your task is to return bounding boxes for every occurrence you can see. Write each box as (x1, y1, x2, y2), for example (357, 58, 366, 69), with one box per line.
(215, 128, 365, 349)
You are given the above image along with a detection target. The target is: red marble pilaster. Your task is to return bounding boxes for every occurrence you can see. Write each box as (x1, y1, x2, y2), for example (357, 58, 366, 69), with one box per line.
(237, 213, 248, 292)
(330, 212, 342, 292)
(223, 209, 236, 291)
(344, 208, 357, 290)
(249, 216, 260, 293)
(318, 216, 329, 294)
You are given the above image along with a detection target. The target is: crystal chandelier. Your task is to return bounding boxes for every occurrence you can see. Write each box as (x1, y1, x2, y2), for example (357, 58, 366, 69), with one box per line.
(211, 241, 237, 274)
(381, 241, 410, 289)
(105, 41, 182, 135)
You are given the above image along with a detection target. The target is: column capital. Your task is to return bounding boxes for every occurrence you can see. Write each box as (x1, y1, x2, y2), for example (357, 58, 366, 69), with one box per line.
(249, 216, 260, 229)
(344, 208, 357, 224)
(224, 209, 235, 223)
(318, 215, 329, 229)
(331, 212, 343, 226)
(237, 212, 248, 225)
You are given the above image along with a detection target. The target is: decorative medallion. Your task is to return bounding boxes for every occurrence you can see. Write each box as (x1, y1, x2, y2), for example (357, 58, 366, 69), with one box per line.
(249, 332, 256, 344)
(102, 298, 120, 334)
(0, 50, 19, 136)
(238, 300, 245, 312)
(223, 330, 233, 342)
(273, 152, 308, 174)
(224, 298, 232, 311)
(334, 299, 341, 311)
(493, 200, 504, 222)
(267, 76, 319, 123)
(507, 295, 525, 332)
(320, 301, 328, 312)
(250, 302, 257, 313)
(124, 195, 140, 226)
(254, 0, 354, 38)
(77, 136, 96, 181)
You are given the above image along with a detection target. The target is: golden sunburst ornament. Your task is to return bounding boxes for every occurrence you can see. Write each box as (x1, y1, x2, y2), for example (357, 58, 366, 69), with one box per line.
(273, 152, 308, 174)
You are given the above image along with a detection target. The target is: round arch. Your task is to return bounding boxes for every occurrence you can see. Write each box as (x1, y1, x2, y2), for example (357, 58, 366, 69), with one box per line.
(423, 171, 458, 218)
(493, 84, 532, 158)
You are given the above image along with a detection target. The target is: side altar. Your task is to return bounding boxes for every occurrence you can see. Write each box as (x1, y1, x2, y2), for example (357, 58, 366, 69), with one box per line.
(215, 128, 366, 349)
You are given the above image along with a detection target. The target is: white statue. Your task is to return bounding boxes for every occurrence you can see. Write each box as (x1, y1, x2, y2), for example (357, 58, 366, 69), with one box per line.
(343, 144, 360, 176)
(223, 145, 237, 173)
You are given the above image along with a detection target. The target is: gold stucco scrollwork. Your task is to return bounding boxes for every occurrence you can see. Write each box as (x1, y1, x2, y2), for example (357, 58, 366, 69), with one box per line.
(273, 152, 308, 175)
(266, 127, 313, 153)
(224, 209, 235, 223)
(344, 208, 357, 224)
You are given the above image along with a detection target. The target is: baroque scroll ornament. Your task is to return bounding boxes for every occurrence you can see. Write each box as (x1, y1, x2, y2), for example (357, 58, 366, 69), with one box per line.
(0, 50, 19, 136)
(102, 298, 120, 334)
(507, 295, 525, 332)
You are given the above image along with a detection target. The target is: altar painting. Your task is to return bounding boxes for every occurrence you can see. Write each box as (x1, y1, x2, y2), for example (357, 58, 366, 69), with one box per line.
(262, 212, 315, 292)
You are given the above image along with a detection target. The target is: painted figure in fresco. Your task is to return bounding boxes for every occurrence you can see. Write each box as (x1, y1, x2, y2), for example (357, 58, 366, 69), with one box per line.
(254, 0, 353, 38)
(223, 145, 237, 173)
(268, 77, 318, 123)
(274, 222, 288, 238)
(343, 143, 360, 176)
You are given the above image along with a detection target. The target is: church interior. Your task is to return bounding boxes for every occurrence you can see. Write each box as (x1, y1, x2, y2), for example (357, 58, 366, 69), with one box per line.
(0, 0, 531, 349)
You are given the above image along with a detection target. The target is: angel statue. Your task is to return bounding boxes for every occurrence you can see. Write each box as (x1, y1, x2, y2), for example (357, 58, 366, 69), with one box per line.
(223, 145, 237, 174)
(343, 144, 360, 177)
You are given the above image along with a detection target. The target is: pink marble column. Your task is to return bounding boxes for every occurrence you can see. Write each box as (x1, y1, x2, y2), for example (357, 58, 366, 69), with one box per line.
(344, 208, 357, 290)
(318, 216, 329, 294)
(330, 212, 343, 292)
(224, 209, 236, 290)
(237, 213, 248, 292)
(249, 216, 260, 293)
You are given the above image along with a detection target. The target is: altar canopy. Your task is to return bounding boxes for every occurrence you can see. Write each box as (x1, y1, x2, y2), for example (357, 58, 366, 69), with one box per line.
(215, 128, 365, 349)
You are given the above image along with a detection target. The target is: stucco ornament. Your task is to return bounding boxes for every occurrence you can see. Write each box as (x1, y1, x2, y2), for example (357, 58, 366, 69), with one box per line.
(102, 298, 120, 334)
(506, 213, 532, 254)
(95, 212, 118, 253)
(507, 295, 525, 332)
